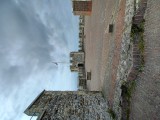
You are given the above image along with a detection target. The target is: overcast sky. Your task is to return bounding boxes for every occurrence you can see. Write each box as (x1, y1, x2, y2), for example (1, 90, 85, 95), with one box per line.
(0, 0, 79, 120)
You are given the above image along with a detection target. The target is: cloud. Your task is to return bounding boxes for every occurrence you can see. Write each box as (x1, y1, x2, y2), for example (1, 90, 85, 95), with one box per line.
(0, 0, 79, 120)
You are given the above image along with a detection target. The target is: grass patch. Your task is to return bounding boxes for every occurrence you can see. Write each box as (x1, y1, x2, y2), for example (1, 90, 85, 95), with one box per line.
(138, 21, 145, 71)
(121, 80, 136, 100)
(138, 64, 144, 72)
(130, 20, 145, 39)
(138, 21, 145, 54)
(126, 108, 130, 120)
(128, 80, 136, 97)
(107, 108, 116, 120)
(138, 33, 144, 54)
(130, 20, 145, 72)
(121, 80, 136, 120)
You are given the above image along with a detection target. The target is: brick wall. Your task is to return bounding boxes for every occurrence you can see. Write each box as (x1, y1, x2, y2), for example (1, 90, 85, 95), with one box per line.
(73, 1, 92, 12)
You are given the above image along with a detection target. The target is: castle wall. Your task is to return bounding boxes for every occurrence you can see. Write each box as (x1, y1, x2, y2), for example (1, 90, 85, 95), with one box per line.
(83, 0, 134, 119)
(111, 0, 135, 119)
(130, 0, 160, 119)
(72, 1, 92, 16)
(70, 52, 85, 72)
(25, 91, 110, 120)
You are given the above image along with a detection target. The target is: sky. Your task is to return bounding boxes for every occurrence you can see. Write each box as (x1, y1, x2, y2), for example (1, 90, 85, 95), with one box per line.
(0, 0, 79, 120)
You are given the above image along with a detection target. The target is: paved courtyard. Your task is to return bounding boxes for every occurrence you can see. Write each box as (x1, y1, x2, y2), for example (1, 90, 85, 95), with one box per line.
(84, 0, 118, 90)
(84, 0, 160, 119)
(84, 0, 126, 105)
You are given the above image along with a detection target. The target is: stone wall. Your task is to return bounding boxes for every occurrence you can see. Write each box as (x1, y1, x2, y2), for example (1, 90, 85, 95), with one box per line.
(72, 1, 92, 16)
(78, 67, 87, 90)
(25, 90, 110, 120)
(112, 0, 135, 119)
(70, 51, 85, 72)
(130, 0, 160, 119)
(79, 15, 85, 51)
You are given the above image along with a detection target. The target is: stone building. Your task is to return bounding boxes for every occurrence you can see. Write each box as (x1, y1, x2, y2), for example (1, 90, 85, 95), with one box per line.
(24, 90, 110, 120)
(72, 0, 92, 16)
(70, 51, 85, 72)
(70, 51, 86, 89)
(79, 16, 85, 27)
(79, 15, 85, 51)
(78, 67, 87, 90)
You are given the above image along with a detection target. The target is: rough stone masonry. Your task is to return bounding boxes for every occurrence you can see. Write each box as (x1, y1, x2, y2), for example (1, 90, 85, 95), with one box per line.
(130, 0, 160, 119)
(24, 90, 110, 120)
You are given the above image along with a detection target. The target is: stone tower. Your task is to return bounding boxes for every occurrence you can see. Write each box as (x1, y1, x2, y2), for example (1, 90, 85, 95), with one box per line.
(24, 90, 110, 120)
(70, 51, 85, 72)
(72, 0, 92, 16)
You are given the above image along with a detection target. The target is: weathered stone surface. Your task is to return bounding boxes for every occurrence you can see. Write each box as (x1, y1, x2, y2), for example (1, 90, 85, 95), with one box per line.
(83, 0, 135, 119)
(112, 0, 135, 119)
(70, 51, 85, 72)
(25, 90, 110, 120)
(130, 0, 160, 119)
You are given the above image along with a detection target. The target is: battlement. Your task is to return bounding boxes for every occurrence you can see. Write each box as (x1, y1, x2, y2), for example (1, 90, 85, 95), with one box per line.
(70, 51, 84, 72)
(72, 0, 92, 16)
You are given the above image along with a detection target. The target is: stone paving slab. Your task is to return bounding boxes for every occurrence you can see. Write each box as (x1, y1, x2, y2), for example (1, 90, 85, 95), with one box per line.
(84, 0, 120, 91)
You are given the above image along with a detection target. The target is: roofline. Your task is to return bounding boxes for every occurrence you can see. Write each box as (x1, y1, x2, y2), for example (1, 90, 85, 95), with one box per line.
(37, 110, 46, 120)
(24, 90, 46, 115)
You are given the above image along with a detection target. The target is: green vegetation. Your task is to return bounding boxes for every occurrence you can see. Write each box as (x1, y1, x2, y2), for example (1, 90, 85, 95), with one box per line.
(138, 20, 145, 56)
(138, 33, 144, 54)
(126, 108, 130, 120)
(121, 80, 136, 120)
(130, 22, 144, 39)
(138, 64, 144, 72)
(107, 108, 116, 120)
(122, 80, 136, 100)
(130, 24, 140, 39)
(130, 20, 145, 72)
(121, 81, 136, 102)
